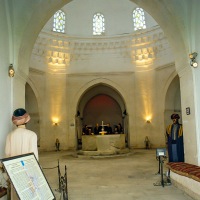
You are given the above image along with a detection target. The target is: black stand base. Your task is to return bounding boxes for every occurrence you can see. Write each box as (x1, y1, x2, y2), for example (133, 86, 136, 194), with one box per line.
(154, 175, 172, 187)
(154, 155, 172, 187)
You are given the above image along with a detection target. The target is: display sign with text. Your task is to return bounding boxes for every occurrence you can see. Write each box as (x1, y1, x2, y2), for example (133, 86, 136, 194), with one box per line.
(1, 153, 55, 200)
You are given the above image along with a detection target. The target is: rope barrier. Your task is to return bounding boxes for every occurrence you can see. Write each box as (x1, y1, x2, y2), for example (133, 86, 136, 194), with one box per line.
(42, 166, 58, 170)
(41, 160, 68, 199)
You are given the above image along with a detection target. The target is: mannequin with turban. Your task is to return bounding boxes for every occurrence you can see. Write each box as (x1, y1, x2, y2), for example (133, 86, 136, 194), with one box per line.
(12, 108, 31, 126)
(5, 108, 38, 199)
(5, 108, 38, 159)
(166, 113, 184, 162)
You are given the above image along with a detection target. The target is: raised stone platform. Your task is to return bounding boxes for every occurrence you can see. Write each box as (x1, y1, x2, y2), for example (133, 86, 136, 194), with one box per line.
(81, 134, 127, 156)
(77, 148, 130, 157)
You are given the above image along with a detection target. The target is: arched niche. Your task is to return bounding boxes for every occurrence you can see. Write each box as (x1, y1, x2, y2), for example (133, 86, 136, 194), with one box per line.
(77, 84, 126, 118)
(83, 94, 122, 128)
(164, 75, 181, 129)
(25, 83, 40, 146)
(75, 83, 128, 148)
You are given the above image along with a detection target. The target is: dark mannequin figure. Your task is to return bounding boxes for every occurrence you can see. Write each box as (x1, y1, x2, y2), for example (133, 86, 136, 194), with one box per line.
(55, 138, 60, 151)
(144, 136, 150, 149)
(106, 123, 112, 134)
(166, 113, 184, 162)
(82, 125, 89, 135)
(117, 123, 123, 134)
(94, 123, 100, 135)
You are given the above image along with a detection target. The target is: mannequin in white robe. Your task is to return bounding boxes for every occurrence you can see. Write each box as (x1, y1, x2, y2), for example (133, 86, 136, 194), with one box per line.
(4, 108, 38, 200)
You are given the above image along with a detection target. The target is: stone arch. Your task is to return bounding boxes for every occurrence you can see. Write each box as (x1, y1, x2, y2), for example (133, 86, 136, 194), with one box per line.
(13, 0, 196, 156)
(25, 78, 41, 145)
(162, 70, 179, 107)
(78, 84, 126, 122)
(16, 1, 190, 149)
(73, 78, 128, 116)
(26, 77, 41, 110)
(17, 0, 188, 78)
(164, 73, 181, 128)
(25, 78, 42, 142)
(73, 78, 129, 149)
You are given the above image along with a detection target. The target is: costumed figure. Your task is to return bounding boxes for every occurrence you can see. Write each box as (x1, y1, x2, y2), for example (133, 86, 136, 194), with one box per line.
(5, 108, 38, 200)
(106, 123, 112, 134)
(144, 136, 150, 149)
(55, 138, 60, 151)
(82, 125, 89, 135)
(166, 113, 184, 162)
(117, 123, 123, 134)
(94, 123, 100, 135)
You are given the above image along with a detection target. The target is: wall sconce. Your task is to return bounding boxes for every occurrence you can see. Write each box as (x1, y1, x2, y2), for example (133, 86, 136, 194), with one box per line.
(146, 116, 151, 123)
(52, 117, 59, 126)
(76, 111, 80, 117)
(189, 52, 198, 68)
(8, 64, 15, 77)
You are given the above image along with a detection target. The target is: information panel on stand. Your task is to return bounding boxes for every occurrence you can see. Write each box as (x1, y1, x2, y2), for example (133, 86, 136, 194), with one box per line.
(1, 153, 55, 200)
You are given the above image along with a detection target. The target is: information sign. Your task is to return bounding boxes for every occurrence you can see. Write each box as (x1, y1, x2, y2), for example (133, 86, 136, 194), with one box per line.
(1, 153, 55, 200)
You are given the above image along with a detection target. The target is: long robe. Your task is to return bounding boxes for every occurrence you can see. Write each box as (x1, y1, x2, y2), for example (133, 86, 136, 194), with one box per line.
(166, 123, 184, 162)
(5, 125, 38, 200)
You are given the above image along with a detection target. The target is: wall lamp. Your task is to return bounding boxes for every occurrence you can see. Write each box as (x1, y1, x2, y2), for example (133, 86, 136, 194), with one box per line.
(8, 64, 15, 77)
(52, 117, 59, 126)
(189, 52, 198, 68)
(146, 116, 151, 123)
(146, 115, 151, 124)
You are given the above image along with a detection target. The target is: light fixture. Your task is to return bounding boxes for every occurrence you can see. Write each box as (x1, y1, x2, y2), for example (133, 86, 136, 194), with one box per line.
(52, 117, 59, 126)
(192, 61, 198, 68)
(8, 64, 15, 77)
(146, 116, 151, 123)
(189, 52, 197, 59)
(189, 52, 198, 68)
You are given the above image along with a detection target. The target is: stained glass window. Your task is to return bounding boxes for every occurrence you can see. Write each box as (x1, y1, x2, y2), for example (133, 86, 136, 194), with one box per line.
(53, 10, 66, 33)
(133, 8, 146, 31)
(93, 13, 105, 35)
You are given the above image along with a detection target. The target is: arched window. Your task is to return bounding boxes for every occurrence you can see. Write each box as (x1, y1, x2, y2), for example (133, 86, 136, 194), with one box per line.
(53, 10, 66, 33)
(133, 8, 146, 31)
(93, 13, 105, 35)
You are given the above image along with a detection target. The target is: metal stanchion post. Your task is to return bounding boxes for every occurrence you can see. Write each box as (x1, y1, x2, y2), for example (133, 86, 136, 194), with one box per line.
(154, 148, 171, 187)
(58, 160, 61, 192)
(155, 156, 161, 175)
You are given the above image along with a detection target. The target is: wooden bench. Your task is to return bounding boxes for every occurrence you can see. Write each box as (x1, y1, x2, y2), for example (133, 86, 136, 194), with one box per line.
(166, 162, 200, 200)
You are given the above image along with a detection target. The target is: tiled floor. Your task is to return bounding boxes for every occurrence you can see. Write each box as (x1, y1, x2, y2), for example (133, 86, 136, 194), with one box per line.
(39, 149, 194, 200)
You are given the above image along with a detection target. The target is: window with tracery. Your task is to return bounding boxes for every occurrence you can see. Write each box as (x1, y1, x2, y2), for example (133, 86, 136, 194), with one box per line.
(133, 8, 146, 31)
(93, 13, 105, 35)
(53, 10, 66, 33)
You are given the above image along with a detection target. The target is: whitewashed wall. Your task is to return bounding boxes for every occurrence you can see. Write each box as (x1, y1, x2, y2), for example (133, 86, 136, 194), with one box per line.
(0, 1, 12, 159)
